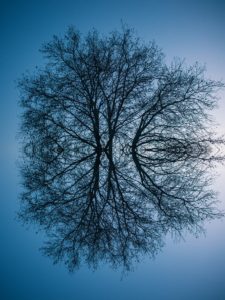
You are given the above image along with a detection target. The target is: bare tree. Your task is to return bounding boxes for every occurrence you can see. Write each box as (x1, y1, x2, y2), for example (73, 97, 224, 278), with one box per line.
(18, 27, 224, 272)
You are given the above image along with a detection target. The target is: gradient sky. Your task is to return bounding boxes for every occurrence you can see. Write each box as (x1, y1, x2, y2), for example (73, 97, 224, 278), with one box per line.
(1, 1, 225, 299)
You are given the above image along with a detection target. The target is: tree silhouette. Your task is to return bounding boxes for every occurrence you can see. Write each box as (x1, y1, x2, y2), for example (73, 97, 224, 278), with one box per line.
(18, 27, 224, 272)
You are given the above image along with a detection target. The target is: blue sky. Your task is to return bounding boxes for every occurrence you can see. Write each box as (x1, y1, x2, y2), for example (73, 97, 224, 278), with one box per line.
(1, 1, 225, 299)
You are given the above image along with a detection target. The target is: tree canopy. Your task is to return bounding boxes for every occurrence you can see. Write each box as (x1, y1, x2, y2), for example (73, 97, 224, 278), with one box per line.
(18, 27, 224, 272)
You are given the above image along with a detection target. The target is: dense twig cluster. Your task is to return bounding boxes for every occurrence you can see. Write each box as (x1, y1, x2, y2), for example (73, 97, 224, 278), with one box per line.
(18, 27, 224, 271)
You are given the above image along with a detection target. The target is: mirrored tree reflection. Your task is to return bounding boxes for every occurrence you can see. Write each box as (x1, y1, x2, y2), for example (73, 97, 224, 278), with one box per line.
(18, 27, 224, 271)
